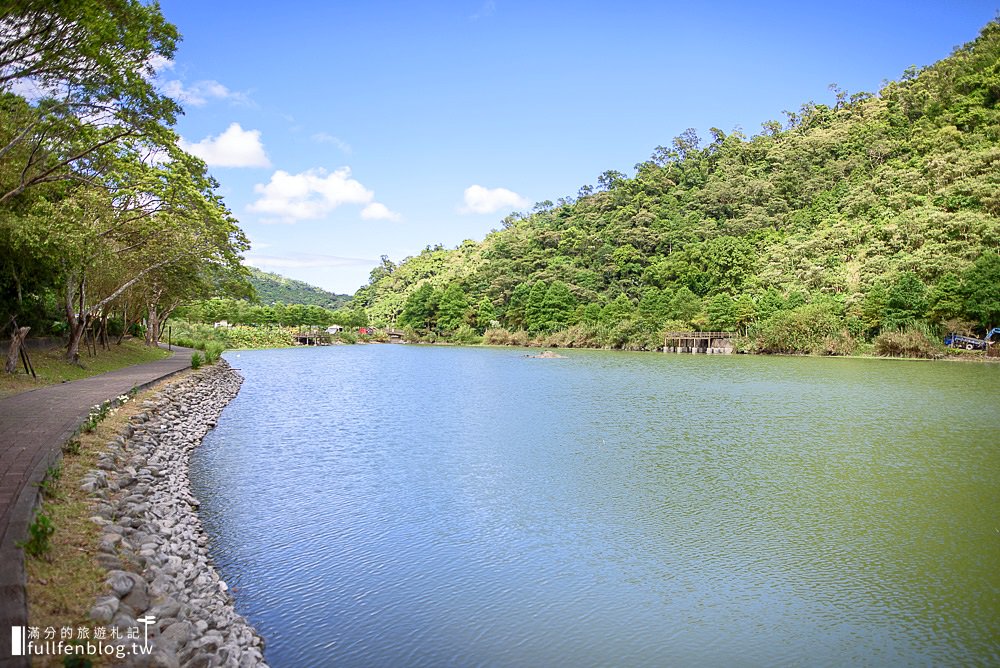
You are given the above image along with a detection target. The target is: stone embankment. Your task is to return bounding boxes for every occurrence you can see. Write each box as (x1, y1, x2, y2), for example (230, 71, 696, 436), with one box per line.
(78, 361, 267, 667)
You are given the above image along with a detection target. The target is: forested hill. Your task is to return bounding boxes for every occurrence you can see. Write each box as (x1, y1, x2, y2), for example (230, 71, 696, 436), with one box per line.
(351, 20, 1000, 353)
(248, 268, 351, 310)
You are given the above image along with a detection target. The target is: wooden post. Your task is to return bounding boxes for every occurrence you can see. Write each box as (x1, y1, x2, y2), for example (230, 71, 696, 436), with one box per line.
(5, 324, 30, 374)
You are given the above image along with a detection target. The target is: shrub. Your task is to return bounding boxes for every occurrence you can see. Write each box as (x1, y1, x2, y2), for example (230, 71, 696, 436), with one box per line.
(819, 330, 857, 356)
(204, 341, 225, 364)
(484, 327, 513, 345)
(450, 325, 482, 345)
(62, 438, 81, 455)
(38, 464, 62, 499)
(751, 303, 842, 354)
(18, 511, 55, 558)
(874, 327, 942, 359)
(191, 352, 203, 369)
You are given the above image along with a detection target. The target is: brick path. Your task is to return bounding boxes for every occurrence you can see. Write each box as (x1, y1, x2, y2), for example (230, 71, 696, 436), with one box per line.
(0, 346, 193, 666)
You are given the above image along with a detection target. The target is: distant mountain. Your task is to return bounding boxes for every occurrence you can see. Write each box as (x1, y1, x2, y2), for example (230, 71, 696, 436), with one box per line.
(248, 267, 352, 309)
(352, 20, 1000, 352)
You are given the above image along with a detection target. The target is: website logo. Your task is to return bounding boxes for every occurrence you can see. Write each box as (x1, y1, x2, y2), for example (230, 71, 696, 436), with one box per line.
(10, 619, 154, 659)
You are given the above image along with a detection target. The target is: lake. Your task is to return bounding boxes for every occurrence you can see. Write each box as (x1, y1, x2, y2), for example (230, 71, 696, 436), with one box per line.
(190, 345, 1000, 667)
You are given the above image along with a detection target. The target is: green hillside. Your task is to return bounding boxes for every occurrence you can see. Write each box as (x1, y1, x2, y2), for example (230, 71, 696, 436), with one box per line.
(352, 21, 1000, 355)
(248, 267, 351, 310)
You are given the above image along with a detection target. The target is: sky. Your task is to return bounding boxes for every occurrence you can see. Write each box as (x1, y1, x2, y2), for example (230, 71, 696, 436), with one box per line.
(155, 0, 999, 296)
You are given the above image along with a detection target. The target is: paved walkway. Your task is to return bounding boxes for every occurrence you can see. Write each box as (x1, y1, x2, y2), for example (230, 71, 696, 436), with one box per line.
(0, 346, 192, 666)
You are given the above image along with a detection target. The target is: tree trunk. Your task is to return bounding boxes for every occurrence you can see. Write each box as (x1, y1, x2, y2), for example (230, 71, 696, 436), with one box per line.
(145, 303, 159, 346)
(64, 275, 86, 363)
(66, 316, 89, 363)
(5, 326, 29, 374)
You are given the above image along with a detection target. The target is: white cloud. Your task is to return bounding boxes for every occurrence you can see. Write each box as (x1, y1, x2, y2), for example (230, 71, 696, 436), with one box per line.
(146, 55, 174, 77)
(162, 79, 249, 106)
(361, 202, 402, 222)
(246, 253, 372, 270)
(311, 132, 352, 154)
(459, 184, 529, 214)
(250, 167, 387, 223)
(179, 123, 270, 168)
(7, 77, 49, 101)
(471, 0, 496, 20)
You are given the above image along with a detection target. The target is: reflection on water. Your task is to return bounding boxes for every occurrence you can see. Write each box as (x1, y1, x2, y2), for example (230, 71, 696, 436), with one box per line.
(191, 346, 1000, 667)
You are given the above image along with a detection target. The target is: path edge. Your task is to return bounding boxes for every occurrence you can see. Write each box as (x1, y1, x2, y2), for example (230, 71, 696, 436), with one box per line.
(0, 348, 191, 667)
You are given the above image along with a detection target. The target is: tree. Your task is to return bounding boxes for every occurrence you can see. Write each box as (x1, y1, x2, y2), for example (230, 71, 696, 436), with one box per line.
(884, 272, 928, 330)
(705, 294, 736, 331)
(926, 272, 965, 324)
(539, 281, 576, 332)
(398, 283, 438, 331)
(525, 281, 547, 333)
(861, 281, 889, 335)
(733, 294, 757, 335)
(504, 282, 531, 330)
(600, 294, 635, 327)
(0, 0, 180, 202)
(962, 252, 1000, 328)
(668, 287, 701, 323)
(475, 296, 497, 332)
(437, 283, 469, 332)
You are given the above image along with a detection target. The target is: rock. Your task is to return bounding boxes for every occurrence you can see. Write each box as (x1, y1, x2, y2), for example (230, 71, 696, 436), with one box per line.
(159, 620, 193, 650)
(123, 581, 150, 612)
(80, 363, 265, 666)
(107, 570, 138, 596)
(95, 554, 123, 571)
(89, 596, 119, 623)
(147, 648, 181, 668)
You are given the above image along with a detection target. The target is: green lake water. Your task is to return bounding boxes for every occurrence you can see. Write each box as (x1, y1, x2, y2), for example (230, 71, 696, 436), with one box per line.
(190, 345, 1000, 666)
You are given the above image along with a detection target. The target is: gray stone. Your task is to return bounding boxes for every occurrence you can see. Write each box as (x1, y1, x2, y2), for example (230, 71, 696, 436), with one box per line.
(146, 648, 181, 668)
(159, 620, 193, 649)
(123, 581, 150, 612)
(89, 595, 119, 623)
(95, 554, 123, 570)
(106, 569, 138, 596)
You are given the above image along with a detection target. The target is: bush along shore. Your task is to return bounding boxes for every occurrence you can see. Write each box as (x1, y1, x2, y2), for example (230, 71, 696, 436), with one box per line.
(77, 360, 267, 667)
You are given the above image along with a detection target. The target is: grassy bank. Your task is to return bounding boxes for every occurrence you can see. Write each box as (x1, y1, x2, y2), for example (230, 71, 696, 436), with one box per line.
(23, 372, 191, 667)
(0, 339, 172, 399)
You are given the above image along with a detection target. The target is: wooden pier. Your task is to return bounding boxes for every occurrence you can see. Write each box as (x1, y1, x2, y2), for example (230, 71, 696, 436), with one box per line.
(663, 331, 735, 354)
(292, 332, 333, 346)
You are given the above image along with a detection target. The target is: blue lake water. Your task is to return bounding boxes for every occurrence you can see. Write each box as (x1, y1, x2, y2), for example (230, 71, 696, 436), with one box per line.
(190, 345, 1000, 667)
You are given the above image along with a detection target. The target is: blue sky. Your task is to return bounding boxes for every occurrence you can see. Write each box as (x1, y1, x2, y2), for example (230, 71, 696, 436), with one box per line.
(155, 0, 999, 295)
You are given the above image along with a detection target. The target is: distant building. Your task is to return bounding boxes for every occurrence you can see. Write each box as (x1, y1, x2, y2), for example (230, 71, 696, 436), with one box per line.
(213, 320, 231, 329)
(326, 325, 343, 334)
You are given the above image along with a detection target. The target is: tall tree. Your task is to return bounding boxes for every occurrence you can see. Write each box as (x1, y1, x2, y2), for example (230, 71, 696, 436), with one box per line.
(437, 283, 469, 332)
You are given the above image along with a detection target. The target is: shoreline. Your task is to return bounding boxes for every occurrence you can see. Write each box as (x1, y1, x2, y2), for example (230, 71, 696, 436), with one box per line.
(247, 337, 999, 364)
(74, 360, 266, 666)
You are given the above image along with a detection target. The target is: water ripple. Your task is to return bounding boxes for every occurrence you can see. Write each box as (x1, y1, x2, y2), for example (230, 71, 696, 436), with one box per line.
(191, 346, 1000, 667)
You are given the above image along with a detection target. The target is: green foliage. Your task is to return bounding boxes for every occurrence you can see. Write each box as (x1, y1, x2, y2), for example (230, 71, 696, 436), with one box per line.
(962, 252, 1000, 326)
(874, 326, 942, 359)
(203, 342, 225, 364)
(18, 511, 55, 558)
(62, 438, 81, 456)
(437, 283, 470, 332)
(475, 296, 498, 331)
(752, 303, 842, 354)
(705, 294, 736, 331)
(247, 267, 350, 309)
(347, 20, 1000, 356)
(191, 352, 203, 369)
(38, 464, 62, 499)
(398, 283, 439, 331)
(884, 273, 929, 331)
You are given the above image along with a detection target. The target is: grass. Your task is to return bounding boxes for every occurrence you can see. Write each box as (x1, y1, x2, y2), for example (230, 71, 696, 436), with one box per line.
(24, 370, 195, 667)
(0, 338, 170, 399)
